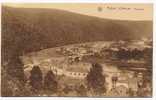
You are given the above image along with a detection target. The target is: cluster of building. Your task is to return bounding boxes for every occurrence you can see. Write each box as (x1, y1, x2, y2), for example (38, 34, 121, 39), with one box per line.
(21, 39, 152, 96)
(22, 55, 151, 96)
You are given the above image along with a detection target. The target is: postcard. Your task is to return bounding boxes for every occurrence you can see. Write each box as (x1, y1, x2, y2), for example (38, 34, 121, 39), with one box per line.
(1, 3, 153, 97)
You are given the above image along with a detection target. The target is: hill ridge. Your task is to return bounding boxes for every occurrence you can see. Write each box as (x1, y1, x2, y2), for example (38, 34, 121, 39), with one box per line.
(2, 6, 152, 61)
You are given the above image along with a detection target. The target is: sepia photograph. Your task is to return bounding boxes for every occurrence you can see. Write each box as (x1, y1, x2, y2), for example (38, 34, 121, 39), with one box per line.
(1, 3, 153, 97)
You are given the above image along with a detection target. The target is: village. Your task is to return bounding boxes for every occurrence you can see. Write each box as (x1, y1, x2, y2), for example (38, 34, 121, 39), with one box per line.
(21, 39, 152, 97)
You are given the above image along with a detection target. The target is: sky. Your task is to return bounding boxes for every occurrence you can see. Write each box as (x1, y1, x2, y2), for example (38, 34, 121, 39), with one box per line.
(3, 3, 153, 20)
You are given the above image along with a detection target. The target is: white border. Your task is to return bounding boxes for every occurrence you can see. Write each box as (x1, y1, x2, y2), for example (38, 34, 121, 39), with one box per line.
(153, 1, 156, 100)
(0, 0, 155, 3)
(0, 97, 155, 100)
(0, 0, 155, 100)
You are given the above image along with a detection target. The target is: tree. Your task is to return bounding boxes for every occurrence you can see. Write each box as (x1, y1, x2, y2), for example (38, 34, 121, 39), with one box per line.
(63, 85, 72, 94)
(44, 70, 58, 93)
(6, 56, 25, 83)
(1, 67, 30, 96)
(1, 67, 13, 96)
(143, 48, 152, 66)
(116, 49, 131, 60)
(29, 65, 43, 91)
(86, 63, 106, 94)
(76, 84, 87, 96)
(131, 48, 143, 60)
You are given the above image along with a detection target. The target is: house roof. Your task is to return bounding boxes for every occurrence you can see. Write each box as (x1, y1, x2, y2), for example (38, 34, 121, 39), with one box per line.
(66, 62, 91, 73)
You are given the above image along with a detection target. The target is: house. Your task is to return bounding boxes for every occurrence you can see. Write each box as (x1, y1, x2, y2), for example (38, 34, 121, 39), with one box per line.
(63, 62, 91, 79)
